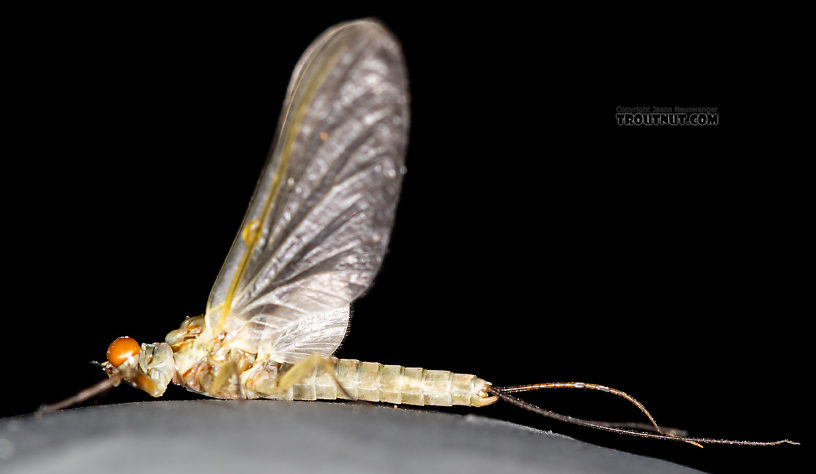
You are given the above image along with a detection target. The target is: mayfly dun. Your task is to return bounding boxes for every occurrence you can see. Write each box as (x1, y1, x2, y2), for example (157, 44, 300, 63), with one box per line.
(44, 19, 796, 448)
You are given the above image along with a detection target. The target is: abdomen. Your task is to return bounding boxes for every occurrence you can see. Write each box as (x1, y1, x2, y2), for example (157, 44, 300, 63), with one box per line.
(267, 358, 497, 408)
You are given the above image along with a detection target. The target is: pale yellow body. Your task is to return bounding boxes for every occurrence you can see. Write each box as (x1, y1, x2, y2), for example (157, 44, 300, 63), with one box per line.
(148, 316, 497, 409)
(266, 358, 497, 408)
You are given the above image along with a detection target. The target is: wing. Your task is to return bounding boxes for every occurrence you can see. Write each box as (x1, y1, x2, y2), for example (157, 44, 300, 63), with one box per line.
(205, 19, 409, 363)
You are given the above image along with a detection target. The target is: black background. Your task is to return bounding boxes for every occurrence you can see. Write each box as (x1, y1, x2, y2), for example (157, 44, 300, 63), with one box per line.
(4, 5, 806, 473)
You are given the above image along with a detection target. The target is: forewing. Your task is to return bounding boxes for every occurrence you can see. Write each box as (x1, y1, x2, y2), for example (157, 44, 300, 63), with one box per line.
(205, 20, 409, 362)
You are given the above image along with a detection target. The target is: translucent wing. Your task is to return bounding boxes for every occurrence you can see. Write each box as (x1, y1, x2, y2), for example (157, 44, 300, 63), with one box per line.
(205, 19, 409, 363)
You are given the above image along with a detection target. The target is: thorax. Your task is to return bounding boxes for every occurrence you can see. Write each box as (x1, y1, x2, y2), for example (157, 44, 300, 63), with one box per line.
(165, 315, 281, 399)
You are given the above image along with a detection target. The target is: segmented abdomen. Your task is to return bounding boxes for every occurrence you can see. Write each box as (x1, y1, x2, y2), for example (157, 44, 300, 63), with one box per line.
(267, 358, 497, 408)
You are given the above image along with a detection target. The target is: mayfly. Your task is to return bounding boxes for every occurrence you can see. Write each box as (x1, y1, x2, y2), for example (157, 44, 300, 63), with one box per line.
(45, 19, 795, 448)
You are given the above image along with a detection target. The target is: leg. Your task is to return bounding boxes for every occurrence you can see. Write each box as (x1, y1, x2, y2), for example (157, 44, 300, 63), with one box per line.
(274, 353, 355, 400)
(40, 371, 123, 412)
(210, 359, 244, 398)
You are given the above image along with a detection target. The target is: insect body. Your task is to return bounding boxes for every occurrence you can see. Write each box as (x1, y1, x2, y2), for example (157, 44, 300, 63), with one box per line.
(97, 19, 495, 411)
(131, 316, 496, 407)
(49, 19, 795, 448)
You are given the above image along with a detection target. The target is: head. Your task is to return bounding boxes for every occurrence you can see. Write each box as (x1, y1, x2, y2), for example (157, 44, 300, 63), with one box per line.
(104, 336, 176, 397)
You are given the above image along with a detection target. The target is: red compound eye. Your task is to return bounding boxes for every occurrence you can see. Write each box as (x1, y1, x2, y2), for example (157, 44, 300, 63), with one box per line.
(107, 336, 140, 367)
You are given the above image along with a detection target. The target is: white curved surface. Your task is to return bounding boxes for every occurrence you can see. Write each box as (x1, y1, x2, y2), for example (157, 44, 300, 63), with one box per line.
(0, 400, 700, 473)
